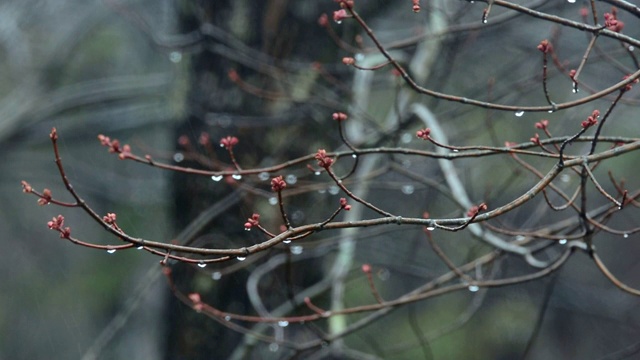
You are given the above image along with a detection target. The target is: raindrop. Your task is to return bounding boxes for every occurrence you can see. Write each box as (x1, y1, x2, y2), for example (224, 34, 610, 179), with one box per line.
(351, 154, 357, 159)
(224, 316, 231, 321)
(258, 172, 270, 181)
(283, 239, 291, 244)
(169, 51, 182, 63)
(268, 197, 278, 205)
(314, 171, 321, 176)
(548, 109, 554, 113)
(482, 19, 487, 24)
(269, 343, 279, 352)
(559, 239, 567, 245)
(329, 186, 340, 195)
(401, 132, 412, 143)
(515, 235, 526, 241)
(212, 272, 222, 280)
(468, 285, 480, 292)
(107, 249, 116, 254)
(244, 227, 251, 231)
(452, 149, 459, 153)
(232, 174, 242, 180)
(426, 226, 435, 231)
(211, 175, 223, 182)
(515, 110, 525, 117)
(401, 185, 415, 195)
(137, 246, 143, 250)
(623, 233, 630, 239)
(572, 83, 579, 93)
(567, 0, 576, 3)
(291, 245, 303, 255)
(198, 262, 207, 268)
(395, 216, 403, 224)
(278, 320, 289, 327)
(237, 256, 246, 261)
(173, 153, 184, 162)
(335, 20, 342, 24)
(629, 46, 635, 52)
(285, 174, 297, 184)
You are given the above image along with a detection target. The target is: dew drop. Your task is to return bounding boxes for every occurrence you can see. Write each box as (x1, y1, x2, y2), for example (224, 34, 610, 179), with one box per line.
(173, 153, 184, 162)
(426, 226, 435, 231)
(232, 174, 242, 180)
(401, 132, 412, 143)
(212, 272, 222, 280)
(258, 172, 270, 181)
(314, 171, 321, 176)
(269, 343, 279, 352)
(515, 110, 525, 117)
(548, 109, 554, 113)
(268, 197, 278, 205)
(329, 186, 340, 195)
(137, 246, 143, 250)
(452, 149, 459, 153)
(623, 233, 629, 239)
(244, 227, 251, 231)
(559, 239, 567, 245)
(224, 315, 231, 321)
(515, 235, 526, 241)
(567, 0, 576, 3)
(335, 20, 342, 24)
(291, 245, 303, 255)
(169, 51, 182, 63)
(401, 185, 415, 195)
(285, 174, 297, 184)
(468, 285, 480, 292)
(107, 249, 116, 254)
(629, 46, 635, 52)
(211, 175, 223, 182)
(237, 256, 246, 261)
(277, 320, 289, 327)
(197, 262, 207, 268)
(283, 239, 291, 244)
(352, 154, 358, 159)
(482, 19, 487, 24)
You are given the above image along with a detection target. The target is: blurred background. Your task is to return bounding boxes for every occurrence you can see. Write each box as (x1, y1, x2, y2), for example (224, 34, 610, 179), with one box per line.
(2, 0, 640, 359)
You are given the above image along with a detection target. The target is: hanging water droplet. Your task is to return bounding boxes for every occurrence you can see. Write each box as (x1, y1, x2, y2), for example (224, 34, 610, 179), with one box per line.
(244, 227, 251, 231)
(107, 249, 116, 254)
(515, 235, 526, 241)
(173, 153, 184, 163)
(426, 226, 435, 231)
(169, 51, 182, 63)
(291, 245, 303, 255)
(559, 239, 567, 245)
(283, 239, 291, 244)
(277, 320, 289, 327)
(482, 19, 487, 24)
(314, 171, 321, 176)
(468, 285, 480, 292)
(211, 175, 223, 182)
(572, 83, 579, 93)
(623, 233, 630, 239)
(629, 46, 635, 52)
(452, 149, 459, 153)
(285, 174, 297, 184)
(329, 186, 339, 195)
(401, 132, 412, 143)
(137, 246, 143, 250)
(232, 174, 242, 180)
(268, 197, 278, 205)
(515, 110, 525, 117)
(212, 272, 222, 280)
(198, 262, 207, 268)
(401, 185, 415, 195)
(237, 256, 246, 261)
(548, 109, 554, 113)
(258, 172, 270, 181)
(269, 343, 279, 352)
(224, 316, 231, 321)
(351, 154, 357, 159)
(567, 0, 576, 3)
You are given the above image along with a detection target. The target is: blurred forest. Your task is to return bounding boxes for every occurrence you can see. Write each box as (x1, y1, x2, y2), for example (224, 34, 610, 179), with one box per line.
(3, 0, 640, 359)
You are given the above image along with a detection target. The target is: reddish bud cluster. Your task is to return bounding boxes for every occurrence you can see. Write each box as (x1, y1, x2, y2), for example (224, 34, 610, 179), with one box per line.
(271, 176, 287, 192)
(362, 263, 371, 273)
(412, 0, 420, 13)
(38, 189, 52, 206)
(315, 149, 334, 168)
(317, 13, 329, 27)
(342, 57, 355, 66)
(416, 128, 431, 140)
(537, 39, 553, 54)
(47, 215, 71, 238)
(244, 213, 260, 230)
(332, 112, 348, 121)
(535, 120, 549, 130)
(199, 132, 210, 146)
(98, 135, 121, 153)
(568, 69, 577, 80)
(466, 203, 487, 217)
(188, 293, 203, 312)
(220, 136, 239, 150)
(103, 213, 117, 225)
(604, 12, 624, 33)
(339, 197, 352, 211)
(21, 180, 32, 193)
(622, 74, 639, 92)
(530, 133, 541, 145)
(178, 135, 190, 147)
(581, 110, 600, 129)
(333, 9, 349, 23)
